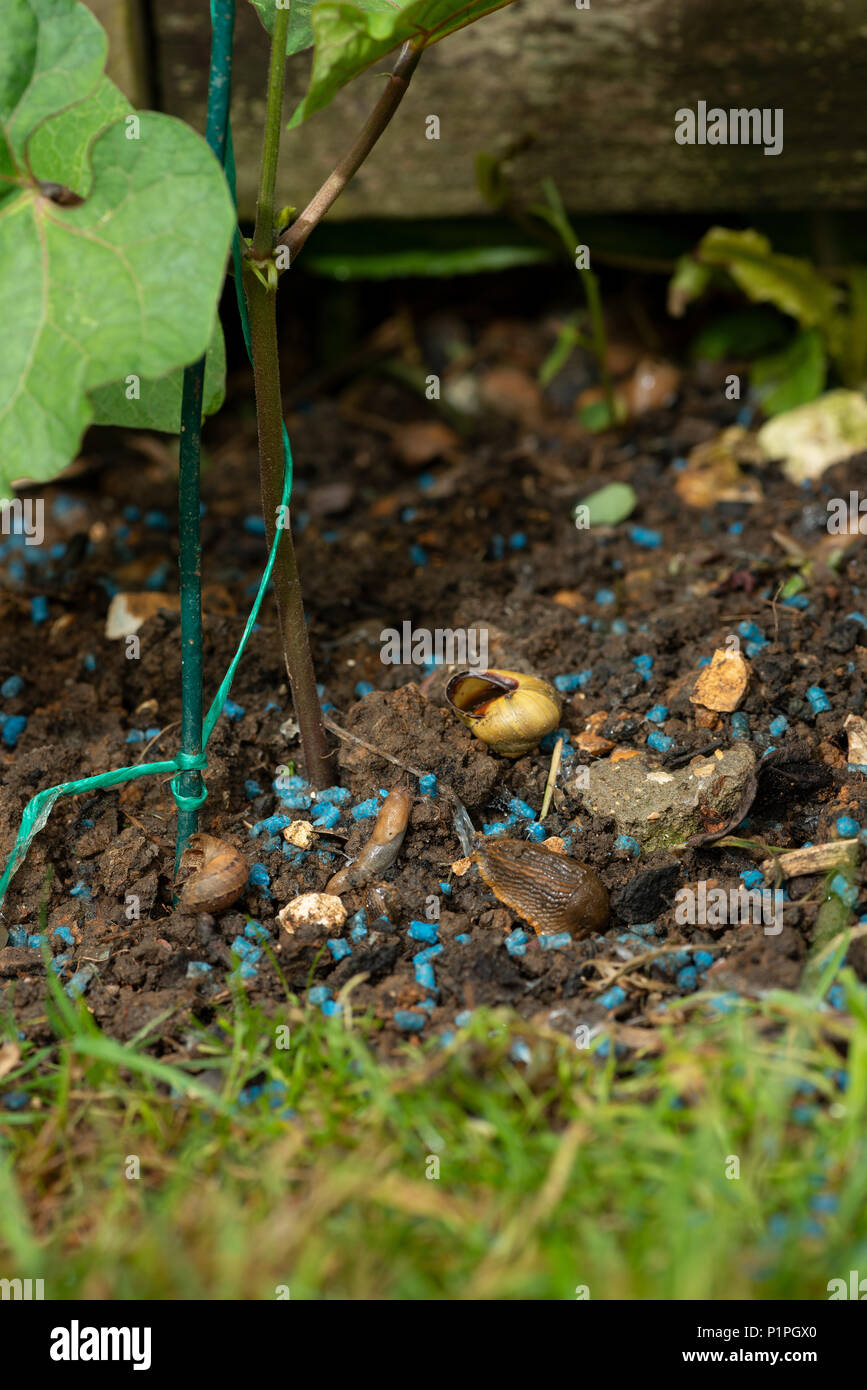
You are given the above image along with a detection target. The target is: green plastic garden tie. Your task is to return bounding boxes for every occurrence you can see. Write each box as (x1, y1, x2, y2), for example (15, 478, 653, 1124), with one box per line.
(0, 0, 295, 925)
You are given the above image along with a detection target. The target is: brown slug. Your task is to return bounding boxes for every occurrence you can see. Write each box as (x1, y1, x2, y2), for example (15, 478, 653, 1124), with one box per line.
(325, 784, 413, 895)
(178, 833, 248, 914)
(471, 838, 608, 938)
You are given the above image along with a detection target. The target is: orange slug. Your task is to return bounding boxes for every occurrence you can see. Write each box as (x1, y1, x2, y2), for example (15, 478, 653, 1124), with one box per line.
(471, 838, 608, 938)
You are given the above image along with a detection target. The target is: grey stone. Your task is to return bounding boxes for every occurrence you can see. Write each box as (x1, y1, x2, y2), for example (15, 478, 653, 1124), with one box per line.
(584, 744, 756, 851)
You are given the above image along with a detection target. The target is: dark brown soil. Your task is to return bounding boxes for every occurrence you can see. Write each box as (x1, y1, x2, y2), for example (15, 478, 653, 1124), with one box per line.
(2, 284, 866, 1061)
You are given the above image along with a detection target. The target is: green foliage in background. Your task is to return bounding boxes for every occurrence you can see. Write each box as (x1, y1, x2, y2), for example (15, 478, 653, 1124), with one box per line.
(0, 0, 234, 495)
(670, 227, 867, 416)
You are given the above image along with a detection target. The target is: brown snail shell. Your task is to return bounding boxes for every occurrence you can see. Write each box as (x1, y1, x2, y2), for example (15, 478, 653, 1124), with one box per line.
(178, 833, 248, 914)
(445, 669, 562, 757)
(472, 838, 608, 938)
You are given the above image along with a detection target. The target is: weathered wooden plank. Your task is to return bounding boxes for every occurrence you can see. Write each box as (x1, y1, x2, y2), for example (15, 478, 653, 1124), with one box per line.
(93, 0, 867, 217)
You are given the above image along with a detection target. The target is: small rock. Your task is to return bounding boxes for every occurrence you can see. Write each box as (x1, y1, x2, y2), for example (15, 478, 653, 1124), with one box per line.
(283, 821, 317, 850)
(105, 591, 180, 639)
(584, 744, 756, 851)
(391, 420, 459, 468)
(278, 893, 346, 934)
(690, 648, 750, 713)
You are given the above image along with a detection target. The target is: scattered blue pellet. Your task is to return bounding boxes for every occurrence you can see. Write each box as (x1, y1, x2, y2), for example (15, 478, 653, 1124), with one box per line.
(244, 779, 262, 800)
(309, 985, 331, 1005)
(508, 797, 535, 820)
(243, 515, 267, 536)
(539, 931, 571, 951)
(409, 544, 428, 567)
(731, 711, 750, 740)
(351, 921, 368, 942)
(782, 593, 809, 610)
(676, 966, 698, 991)
(354, 681, 374, 698)
(52, 925, 74, 946)
(408, 920, 438, 944)
(633, 654, 653, 680)
(693, 951, 714, 973)
(186, 961, 213, 980)
(629, 922, 657, 937)
(647, 730, 673, 753)
(328, 938, 352, 962)
(247, 864, 270, 894)
(527, 822, 546, 842)
(49, 954, 70, 974)
(598, 986, 626, 1010)
(231, 937, 261, 964)
(646, 704, 668, 723)
(351, 798, 380, 820)
(66, 967, 94, 998)
(69, 881, 91, 900)
(3, 1093, 29, 1111)
(510, 1039, 532, 1064)
(27, 933, 47, 949)
(595, 589, 615, 606)
(30, 596, 49, 624)
(83, 653, 97, 673)
(418, 472, 435, 491)
(251, 813, 292, 838)
(504, 928, 530, 957)
(413, 945, 443, 964)
(394, 1010, 426, 1032)
(454, 1010, 473, 1027)
(125, 729, 144, 744)
(2, 715, 27, 748)
(1, 675, 23, 698)
(510, 532, 527, 549)
(275, 788, 313, 810)
(418, 997, 437, 1013)
(144, 510, 170, 531)
(629, 525, 662, 549)
(224, 699, 245, 721)
(418, 772, 437, 796)
(245, 921, 270, 943)
(611, 618, 629, 636)
(414, 961, 437, 991)
(321, 999, 344, 1017)
(807, 685, 831, 714)
(615, 835, 641, 857)
(836, 816, 860, 838)
(315, 786, 352, 806)
(482, 820, 513, 837)
(829, 875, 858, 907)
(439, 881, 452, 896)
(554, 670, 593, 692)
(455, 933, 471, 944)
(311, 802, 340, 830)
(769, 715, 788, 737)
(742, 869, 764, 889)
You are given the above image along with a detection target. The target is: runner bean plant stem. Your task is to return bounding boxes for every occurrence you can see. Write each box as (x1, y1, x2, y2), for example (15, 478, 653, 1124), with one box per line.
(242, 3, 331, 786)
(243, 13, 422, 788)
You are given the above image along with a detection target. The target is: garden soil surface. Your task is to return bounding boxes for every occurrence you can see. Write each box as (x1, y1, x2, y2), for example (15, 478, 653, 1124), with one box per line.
(2, 279, 867, 1063)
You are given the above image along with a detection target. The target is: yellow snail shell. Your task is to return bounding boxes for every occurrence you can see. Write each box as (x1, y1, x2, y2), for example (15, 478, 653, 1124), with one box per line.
(178, 834, 248, 914)
(445, 668, 562, 757)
